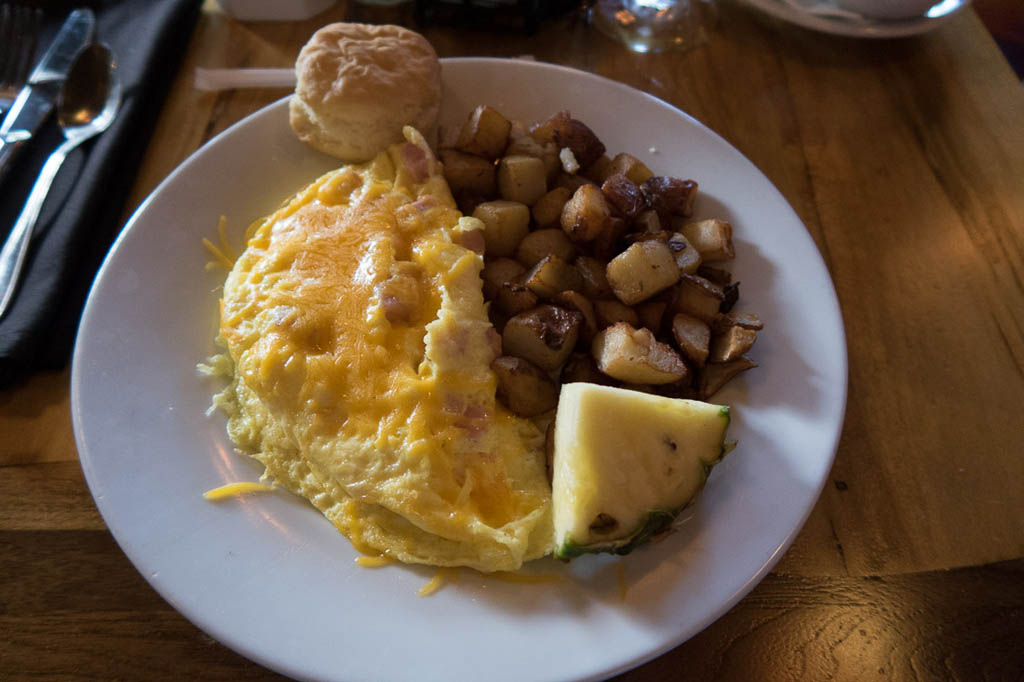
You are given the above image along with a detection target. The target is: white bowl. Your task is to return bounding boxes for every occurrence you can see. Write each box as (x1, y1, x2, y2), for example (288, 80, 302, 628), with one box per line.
(836, 0, 938, 19)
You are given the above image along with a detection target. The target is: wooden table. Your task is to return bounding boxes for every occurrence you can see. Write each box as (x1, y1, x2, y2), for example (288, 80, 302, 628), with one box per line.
(2, 0, 1022, 678)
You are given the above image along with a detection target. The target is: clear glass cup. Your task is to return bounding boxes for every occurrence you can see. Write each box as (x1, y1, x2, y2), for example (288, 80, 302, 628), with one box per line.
(592, 0, 717, 53)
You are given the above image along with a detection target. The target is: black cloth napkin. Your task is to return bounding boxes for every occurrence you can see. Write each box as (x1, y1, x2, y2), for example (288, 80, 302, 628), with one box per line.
(0, 0, 201, 388)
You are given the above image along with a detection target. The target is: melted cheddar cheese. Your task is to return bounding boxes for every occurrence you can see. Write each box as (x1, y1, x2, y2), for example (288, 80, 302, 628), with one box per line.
(213, 128, 552, 572)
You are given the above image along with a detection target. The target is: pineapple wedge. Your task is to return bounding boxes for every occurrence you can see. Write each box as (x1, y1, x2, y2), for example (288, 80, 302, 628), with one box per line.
(551, 383, 731, 559)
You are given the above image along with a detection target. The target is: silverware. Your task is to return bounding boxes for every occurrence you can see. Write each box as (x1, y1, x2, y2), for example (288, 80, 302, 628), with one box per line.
(0, 8, 94, 186)
(0, 4, 42, 115)
(0, 43, 119, 321)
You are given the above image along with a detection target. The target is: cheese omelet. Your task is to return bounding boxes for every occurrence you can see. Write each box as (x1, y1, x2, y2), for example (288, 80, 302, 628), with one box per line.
(212, 128, 552, 572)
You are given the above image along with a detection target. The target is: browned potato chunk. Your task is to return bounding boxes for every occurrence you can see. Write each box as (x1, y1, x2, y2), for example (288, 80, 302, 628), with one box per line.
(575, 256, 612, 298)
(547, 112, 607, 169)
(561, 184, 611, 243)
(591, 322, 689, 385)
(495, 277, 538, 316)
(502, 305, 582, 371)
(561, 352, 612, 385)
(472, 200, 530, 257)
(516, 228, 577, 267)
(506, 126, 561, 180)
(607, 152, 654, 185)
(492, 355, 558, 417)
(590, 215, 630, 261)
(532, 187, 573, 228)
(667, 232, 702, 274)
(439, 149, 496, 197)
(601, 173, 645, 219)
(634, 209, 662, 233)
(523, 254, 584, 299)
(456, 105, 511, 160)
(681, 219, 735, 262)
(593, 298, 640, 329)
(641, 176, 698, 220)
(636, 300, 667, 331)
(498, 155, 548, 205)
(697, 264, 732, 285)
(671, 312, 711, 368)
(709, 325, 757, 364)
(674, 273, 726, 321)
(606, 240, 680, 305)
(528, 110, 564, 145)
(583, 154, 613, 183)
(554, 172, 595, 193)
(699, 356, 757, 398)
(553, 290, 598, 343)
(481, 257, 525, 300)
(711, 311, 764, 332)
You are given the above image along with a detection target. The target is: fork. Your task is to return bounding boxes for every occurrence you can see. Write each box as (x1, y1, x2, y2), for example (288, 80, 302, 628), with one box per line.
(0, 4, 43, 118)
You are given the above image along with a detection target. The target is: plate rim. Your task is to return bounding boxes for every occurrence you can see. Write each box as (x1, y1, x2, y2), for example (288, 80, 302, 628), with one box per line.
(741, 0, 970, 38)
(71, 56, 849, 682)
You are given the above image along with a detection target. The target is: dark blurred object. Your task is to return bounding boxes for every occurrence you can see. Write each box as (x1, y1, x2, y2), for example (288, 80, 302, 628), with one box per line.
(415, 0, 582, 33)
(0, 0, 201, 388)
(975, 0, 1024, 78)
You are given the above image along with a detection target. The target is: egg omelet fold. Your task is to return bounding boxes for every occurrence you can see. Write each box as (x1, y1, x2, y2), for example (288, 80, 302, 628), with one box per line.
(214, 128, 553, 572)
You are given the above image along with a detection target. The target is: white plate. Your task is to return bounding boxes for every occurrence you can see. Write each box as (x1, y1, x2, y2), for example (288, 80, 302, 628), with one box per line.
(72, 58, 847, 682)
(742, 0, 969, 38)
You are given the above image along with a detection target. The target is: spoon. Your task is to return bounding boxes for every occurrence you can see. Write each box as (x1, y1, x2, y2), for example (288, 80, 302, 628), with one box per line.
(0, 43, 120, 320)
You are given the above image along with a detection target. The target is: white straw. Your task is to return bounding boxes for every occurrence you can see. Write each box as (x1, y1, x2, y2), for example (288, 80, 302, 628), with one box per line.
(194, 68, 297, 92)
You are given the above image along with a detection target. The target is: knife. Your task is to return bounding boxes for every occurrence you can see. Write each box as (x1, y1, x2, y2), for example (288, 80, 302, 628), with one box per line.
(0, 8, 95, 187)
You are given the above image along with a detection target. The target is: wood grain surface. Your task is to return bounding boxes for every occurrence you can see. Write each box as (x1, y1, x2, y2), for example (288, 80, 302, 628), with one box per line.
(1, 0, 1022, 679)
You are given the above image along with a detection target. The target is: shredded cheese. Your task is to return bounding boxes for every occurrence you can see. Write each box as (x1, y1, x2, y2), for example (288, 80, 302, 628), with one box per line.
(203, 481, 275, 501)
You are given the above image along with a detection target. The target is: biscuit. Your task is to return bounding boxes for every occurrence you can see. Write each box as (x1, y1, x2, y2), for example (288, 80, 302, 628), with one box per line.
(290, 23, 441, 162)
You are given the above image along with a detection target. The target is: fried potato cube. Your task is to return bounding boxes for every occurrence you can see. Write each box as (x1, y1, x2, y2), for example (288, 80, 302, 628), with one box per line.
(506, 129, 561, 180)
(636, 300, 667, 332)
(607, 152, 654, 185)
(495, 277, 538, 317)
(456, 105, 512, 159)
(503, 305, 583, 371)
(681, 219, 735, 262)
(606, 240, 680, 305)
(561, 184, 611, 243)
(671, 312, 711, 368)
(541, 111, 607, 169)
(472, 200, 530, 257)
(575, 256, 612, 299)
(634, 209, 662, 234)
(523, 254, 584, 299)
(711, 311, 764, 333)
(640, 176, 698, 220)
(481, 257, 526, 300)
(561, 352, 613, 385)
(667, 232, 702, 274)
(583, 154, 613, 184)
(593, 298, 640, 329)
(516, 228, 578, 267)
(708, 325, 757, 364)
(601, 173, 645, 220)
(674, 273, 725, 321)
(699, 356, 757, 399)
(554, 172, 595, 194)
(553, 290, 598, 343)
(590, 215, 630, 261)
(532, 187, 573, 228)
(591, 322, 689, 385)
(498, 154, 548, 205)
(439, 148, 497, 197)
(492, 355, 559, 417)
